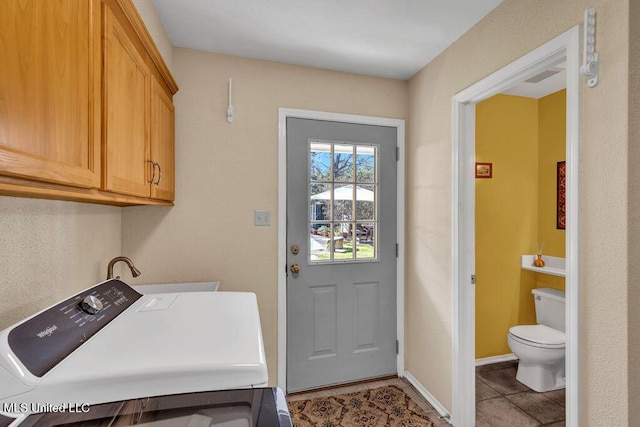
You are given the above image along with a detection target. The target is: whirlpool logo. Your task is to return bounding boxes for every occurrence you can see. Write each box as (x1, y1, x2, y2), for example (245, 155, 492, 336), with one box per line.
(36, 325, 58, 338)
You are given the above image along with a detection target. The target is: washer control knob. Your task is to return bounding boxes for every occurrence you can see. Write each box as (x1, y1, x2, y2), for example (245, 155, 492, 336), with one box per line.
(81, 295, 103, 315)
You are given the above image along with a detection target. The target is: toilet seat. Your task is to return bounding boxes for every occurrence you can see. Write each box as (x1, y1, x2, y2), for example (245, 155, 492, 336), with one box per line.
(509, 324, 565, 349)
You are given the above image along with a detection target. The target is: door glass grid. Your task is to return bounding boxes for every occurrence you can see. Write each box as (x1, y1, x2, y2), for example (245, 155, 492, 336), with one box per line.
(309, 142, 378, 262)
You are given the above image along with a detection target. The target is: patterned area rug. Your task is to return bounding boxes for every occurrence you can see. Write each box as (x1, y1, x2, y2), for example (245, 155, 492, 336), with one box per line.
(288, 385, 435, 427)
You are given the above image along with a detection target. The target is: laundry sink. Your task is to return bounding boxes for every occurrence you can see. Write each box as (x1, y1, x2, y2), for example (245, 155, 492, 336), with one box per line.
(132, 281, 220, 294)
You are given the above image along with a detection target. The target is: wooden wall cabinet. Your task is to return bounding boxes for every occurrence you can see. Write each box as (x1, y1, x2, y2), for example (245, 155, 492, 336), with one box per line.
(0, 0, 178, 206)
(103, 5, 151, 199)
(149, 77, 176, 202)
(103, 3, 176, 202)
(0, 0, 101, 189)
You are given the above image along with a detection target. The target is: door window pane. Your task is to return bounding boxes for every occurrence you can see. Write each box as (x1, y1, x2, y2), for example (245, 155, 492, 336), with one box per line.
(333, 184, 353, 222)
(356, 222, 375, 259)
(333, 144, 354, 182)
(332, 223, 353, 260)
(309, 141, 378, 263)
(355, 184, 375, 221)
(310, 183, 331, 222)
(356, 146, 375, 183)
(310, 143, 332, 182)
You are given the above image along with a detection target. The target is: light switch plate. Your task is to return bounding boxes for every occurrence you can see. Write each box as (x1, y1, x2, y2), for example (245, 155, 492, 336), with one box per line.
(254, 209, 271, 226)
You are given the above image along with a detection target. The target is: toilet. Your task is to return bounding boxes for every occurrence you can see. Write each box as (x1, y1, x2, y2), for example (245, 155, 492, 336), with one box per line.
(507, 288, 565, 392)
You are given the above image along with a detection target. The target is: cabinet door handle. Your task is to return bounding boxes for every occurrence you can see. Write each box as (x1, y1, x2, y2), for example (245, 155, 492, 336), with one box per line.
(155, 162, 162, 185)
(147, 160, 157, 184)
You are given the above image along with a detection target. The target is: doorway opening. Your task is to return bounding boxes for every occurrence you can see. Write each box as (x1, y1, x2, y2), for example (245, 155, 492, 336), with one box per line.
(475, 86, 567, 424)
(277, 109, 406, 393)
(452, 27, 581, 426)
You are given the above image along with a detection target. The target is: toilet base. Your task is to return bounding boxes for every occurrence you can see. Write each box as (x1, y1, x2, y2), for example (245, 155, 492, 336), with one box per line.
(515, 359, 565, 392)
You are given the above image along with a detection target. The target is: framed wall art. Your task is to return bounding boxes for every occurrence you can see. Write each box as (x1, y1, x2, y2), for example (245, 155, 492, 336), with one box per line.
(557, 161, 566, 230)
(475, 162, 492, 178)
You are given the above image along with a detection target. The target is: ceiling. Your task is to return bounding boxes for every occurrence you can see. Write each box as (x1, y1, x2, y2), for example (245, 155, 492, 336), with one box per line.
(152, 0, 504, 80)
(503, 62, 567, 99)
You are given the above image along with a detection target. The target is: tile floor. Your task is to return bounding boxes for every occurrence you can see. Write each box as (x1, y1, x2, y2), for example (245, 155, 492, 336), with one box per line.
(285, 361, 565, 427)
(476, 360, 566, 426)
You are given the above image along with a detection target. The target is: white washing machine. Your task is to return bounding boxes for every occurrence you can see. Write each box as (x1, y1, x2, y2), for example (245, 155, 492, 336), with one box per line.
(0, 279, 290, 426)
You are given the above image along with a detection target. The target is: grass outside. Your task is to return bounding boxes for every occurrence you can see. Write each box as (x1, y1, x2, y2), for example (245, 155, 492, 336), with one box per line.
(314, 241, 374, 260)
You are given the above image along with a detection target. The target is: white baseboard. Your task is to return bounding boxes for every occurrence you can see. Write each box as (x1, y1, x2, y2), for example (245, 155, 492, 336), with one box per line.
(404, 371, 452, 424)
(475, 353, 518, 367)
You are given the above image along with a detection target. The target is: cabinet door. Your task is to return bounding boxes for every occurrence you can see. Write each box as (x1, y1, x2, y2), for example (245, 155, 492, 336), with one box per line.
(103, 5, 150, 198)
(150, 77, 175, 201)
(0, 0, 101, 188)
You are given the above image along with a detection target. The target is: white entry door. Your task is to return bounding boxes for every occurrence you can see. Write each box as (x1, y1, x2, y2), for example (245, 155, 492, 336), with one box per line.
(286, 118, 397, 392)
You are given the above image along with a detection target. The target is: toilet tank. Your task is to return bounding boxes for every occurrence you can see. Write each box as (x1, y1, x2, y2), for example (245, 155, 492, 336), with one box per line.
(532, 288, 565, 332)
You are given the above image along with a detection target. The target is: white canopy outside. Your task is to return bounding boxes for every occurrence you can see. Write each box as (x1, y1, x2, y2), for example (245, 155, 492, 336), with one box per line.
(310, 184, 374, 202)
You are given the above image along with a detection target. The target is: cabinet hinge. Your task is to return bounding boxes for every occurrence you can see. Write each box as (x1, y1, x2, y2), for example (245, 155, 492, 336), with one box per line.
(396, 244, 399, 257)
(396, 147, 400, 161)
(471, 275, 476, 285)
(396, 340, 399, 354)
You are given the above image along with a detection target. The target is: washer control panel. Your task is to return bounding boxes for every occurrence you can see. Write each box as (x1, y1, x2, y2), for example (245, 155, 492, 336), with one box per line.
(7, 280, 142, 377)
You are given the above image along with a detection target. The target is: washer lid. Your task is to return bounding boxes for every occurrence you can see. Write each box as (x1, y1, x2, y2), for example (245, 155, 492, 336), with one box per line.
(0, 292, 268, 410)
(509, 324, 565, 346)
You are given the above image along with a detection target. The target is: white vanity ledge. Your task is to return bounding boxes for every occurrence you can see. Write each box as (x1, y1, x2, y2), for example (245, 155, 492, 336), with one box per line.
(521, 255, 566, 277)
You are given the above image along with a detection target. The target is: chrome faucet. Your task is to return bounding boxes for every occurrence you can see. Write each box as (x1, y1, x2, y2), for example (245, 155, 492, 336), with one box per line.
(107, 257, 142, 280)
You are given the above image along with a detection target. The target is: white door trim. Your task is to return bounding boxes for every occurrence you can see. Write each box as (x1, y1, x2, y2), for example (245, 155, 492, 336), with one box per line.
(278, 108, 406, 391)
(451, 26, 581, 426)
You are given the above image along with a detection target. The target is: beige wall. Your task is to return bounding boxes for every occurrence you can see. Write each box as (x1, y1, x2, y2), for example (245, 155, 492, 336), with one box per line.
(121, 49, 408, 384)
(133, 0, 173, 70)
(0, 197, 121, 329)
(628, 1, 640, 424)
(408, 0, 629, 424)
(1, 2, 634, 423)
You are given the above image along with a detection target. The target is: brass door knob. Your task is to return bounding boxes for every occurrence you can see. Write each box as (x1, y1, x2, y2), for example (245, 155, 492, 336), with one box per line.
(290, 263, 301, 274)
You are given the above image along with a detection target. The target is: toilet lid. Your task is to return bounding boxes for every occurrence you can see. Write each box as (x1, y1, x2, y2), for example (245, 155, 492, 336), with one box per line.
(509, 324, 565, 346)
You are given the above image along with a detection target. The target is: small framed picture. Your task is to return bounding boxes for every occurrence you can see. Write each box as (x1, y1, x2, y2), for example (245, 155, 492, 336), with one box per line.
(475, 162, 492, 178)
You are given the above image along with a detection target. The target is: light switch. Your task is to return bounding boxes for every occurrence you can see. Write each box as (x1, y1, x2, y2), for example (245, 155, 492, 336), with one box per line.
(254, 210, 271, 226)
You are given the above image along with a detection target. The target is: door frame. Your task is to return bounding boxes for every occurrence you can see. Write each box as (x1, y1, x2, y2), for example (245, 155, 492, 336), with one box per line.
(451, 26, 581, 426)
(278, 108, 406, 391)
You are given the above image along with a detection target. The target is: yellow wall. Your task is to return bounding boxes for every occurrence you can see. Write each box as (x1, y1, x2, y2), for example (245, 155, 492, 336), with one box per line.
(538, 90, 566, 257)
(475, 91, 567, 359)
(536, 90, 567, 291)
(475, 95, 539, 358)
